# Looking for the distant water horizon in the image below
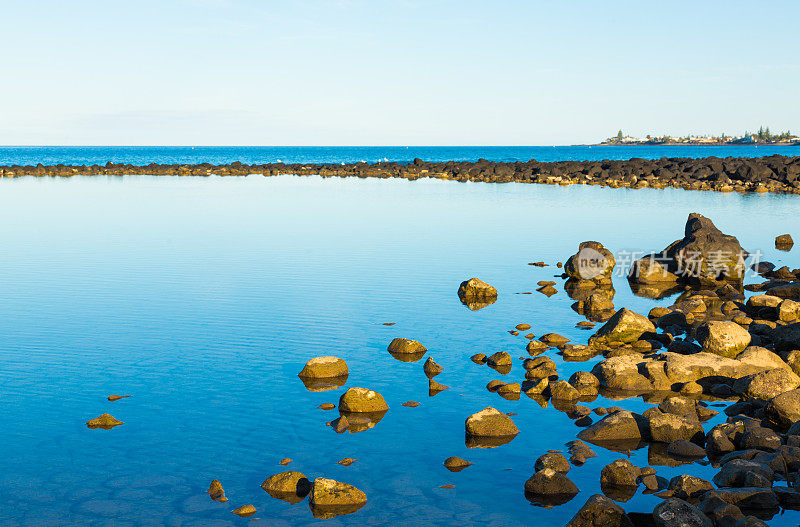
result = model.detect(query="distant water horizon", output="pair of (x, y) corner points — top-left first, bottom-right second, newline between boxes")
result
(0, 144), (797, 167)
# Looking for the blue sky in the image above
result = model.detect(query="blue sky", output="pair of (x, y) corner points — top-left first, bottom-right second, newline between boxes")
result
(2, 0), (798, 145)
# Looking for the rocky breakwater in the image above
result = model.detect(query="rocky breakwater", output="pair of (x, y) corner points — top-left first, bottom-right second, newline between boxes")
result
(4, 155), (800, 194)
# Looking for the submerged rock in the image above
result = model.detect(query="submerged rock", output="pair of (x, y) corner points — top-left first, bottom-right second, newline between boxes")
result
(107, 395), (131, 402)
(338, 387), (389, 413)
(86, 413), (124, 430)
(298, 356), (349, 378)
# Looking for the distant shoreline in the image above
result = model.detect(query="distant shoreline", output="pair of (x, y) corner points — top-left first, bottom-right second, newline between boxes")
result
(2, 155), (799, 195)
(597, 141), (800, 147)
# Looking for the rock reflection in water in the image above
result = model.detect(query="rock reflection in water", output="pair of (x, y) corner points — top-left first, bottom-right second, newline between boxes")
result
(299, 374), (349, 392)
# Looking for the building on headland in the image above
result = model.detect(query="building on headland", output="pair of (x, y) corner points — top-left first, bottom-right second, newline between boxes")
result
(601, 128), (799, 146)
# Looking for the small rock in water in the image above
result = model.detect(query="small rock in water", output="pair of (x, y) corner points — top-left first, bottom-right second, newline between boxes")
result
(298, 356), (349, 378)
(429, 379), (450, 396)
(576, 321), (595, 329)
(775, 233), (794, 250)
(444, 456), (473, 472)
(338, 387), (389, 413)
(509, 330), (520, 336)
(465, 407), (519, 437)
(667, 440), (706, 458)
(331, 415), (350, 433)
(524, 468), (579, 506)
(535, 453), (571, 474)
(261, 471), (312, 504)
(538, 285), (558, 296)
(402, 401), (420, 407)
(86, 413), (124, 430)
(524, 333), (536, 339)
(107, 395), (131, 402)
(207, 479), (228, 502)
(308, 477), (367, 519)
(279, 458), (292, 466)
(470, 353), (487, 364)
(423, 357), (443, 377)
(387, 337), (427, 355)
(516, 323), (532, 331)
(439, 484), (455, 489)
(318, 403), (336, 410)
(382, 322), (395, 326)
(539, 333), (570, 346)
(565, 494), (632, 527)
(231, 504), (256, 517)
(338, 458), (357, 466)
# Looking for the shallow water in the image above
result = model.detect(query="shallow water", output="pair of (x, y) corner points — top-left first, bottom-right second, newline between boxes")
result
(0, 175), (798, 526)
(0, 144), (797, 166)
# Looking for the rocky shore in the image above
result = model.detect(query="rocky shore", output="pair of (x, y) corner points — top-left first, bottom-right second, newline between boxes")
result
(3, 155), (800, 194)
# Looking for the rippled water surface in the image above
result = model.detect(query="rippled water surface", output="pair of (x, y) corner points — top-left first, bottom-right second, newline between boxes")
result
(0, 175), (799, 526)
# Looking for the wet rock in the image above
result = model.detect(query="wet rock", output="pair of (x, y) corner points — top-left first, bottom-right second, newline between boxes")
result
(338, 387), (389, 413)
(465, 407), (519, 438)
(443, 456), (472, 472)
(695, 321), (752, 358)
(207, 479), (228, 502)
(308, 477), (367, 519)
(298, 356), (349, 378)
(428, 379), (449, 396)
(565, 494), (634, 527)
(261, 471), (311, 504)
(733, 368), (800, 400)
(486, 351), (513, 368)
(331, 414), (350, 433)
(338, 458), (357, 466)
(471, 353), (487, 364)
(107, 395), (131, 402)
(567, 440), (598, 465)
(86, 413), (124, 430)
(497, 382), (521, 398)
(590, 308), (656, 349)
(524, 468), (579, 506)
(524, 377), (549, 395)
(775, 234), (794, 250)
(549, 380), (580, 401)
(564, 241), (617, 281)
(402, 400), (420, 407)
(668, 475), (714, 501)
(665, 213), (748, 284)
(387, 338), (427, 356)
(231, 504), (256, 517)
(423, 357), (443, 377)
(600, 459), (640, 487)
(739, 428), (781, 451)
(653, 498), (712, 527)
(535, 453), (571, 474)
(713, 459), (774, 488)
(773, 322), (800, 352)
(630, 255), (680, 283)
(645, 409), (704, 443)
(526, 340), (549, 356)
(516, 323), (532, 331)
(577, 410), (644, 447)
(668, 439), (707, 458)
(772, 486), (800, 509)
(524, 356), (557, 379)
(318, 403), (336, 410)
(765, 388), (800, 427)
(279, 458), (292, 466)
(700, 488), (779, 513)
(540, 333), (571, 346)
(486, 380), (505, 392)
(458, 278), (498, 309)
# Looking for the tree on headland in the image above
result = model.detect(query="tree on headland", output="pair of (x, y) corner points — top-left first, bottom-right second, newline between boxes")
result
(616, 130), (624, 142)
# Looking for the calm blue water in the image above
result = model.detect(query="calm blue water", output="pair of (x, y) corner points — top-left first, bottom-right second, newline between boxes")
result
(0, 174), (798, 526)
(0, 145), (797, 166)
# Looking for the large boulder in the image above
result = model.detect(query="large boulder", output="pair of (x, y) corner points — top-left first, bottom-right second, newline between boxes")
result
(589, 308), (656, 349)
(458, 277), (498, 305)
(765, 388), (800, 428)
(600, 459), (640, 487)
(565, 494), (634, 527)
(653, 498), (713, 527)
(668, 475), (714, 501)
(338, 387), (389, 413)
(773, 322), (800, 352)
(298, 357), (349, 378)
(664, 213), (748, 284)
(733, 368), (800, 400)
(695, 321), (752, 358)
(465, 407), (519, 437)
(629, 254), (680, 283)
(564, 241), (616, 281)
(645, 409), (704, 443)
